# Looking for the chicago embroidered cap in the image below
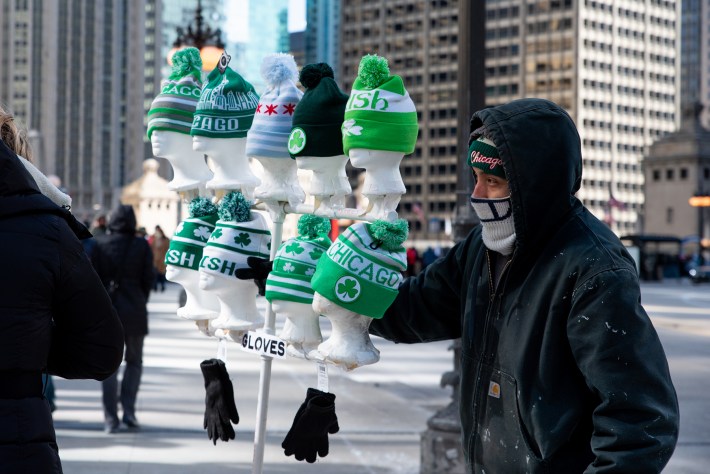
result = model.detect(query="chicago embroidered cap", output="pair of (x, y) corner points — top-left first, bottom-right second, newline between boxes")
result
(246, 53), (303, 158)
(199, 191), (271, 278)
(287, 63), (349, 158)
(468, 136), (506, 179)
(165, 196), (218, 271)
(191, 60), (260, 139)
(342, 54), (418, 156)
(147, 47), (203, 139)
(310, 219), (408, 319)
(265, 215), (332, 304)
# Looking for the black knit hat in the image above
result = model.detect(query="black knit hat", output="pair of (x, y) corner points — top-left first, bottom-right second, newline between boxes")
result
(468, 136), (506, 179)
(287, 63), (349, 158)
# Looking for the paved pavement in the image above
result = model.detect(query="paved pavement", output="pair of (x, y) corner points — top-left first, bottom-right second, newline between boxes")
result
(53, 283), (452, 473)
(52, 280), (710, 473)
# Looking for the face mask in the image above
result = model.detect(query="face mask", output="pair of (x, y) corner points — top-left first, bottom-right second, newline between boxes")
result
(470, 196), (516, 256)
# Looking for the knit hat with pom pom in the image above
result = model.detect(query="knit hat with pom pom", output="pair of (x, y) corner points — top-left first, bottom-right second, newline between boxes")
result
(165, 196), (218, 271)
(191, 55), (260, 139)
(288, 63), (349, 158)
(265, 215), (332, 304)
(199, 191), (271, 278)
(147, 47), (203, 139)
(245, 54), (303, 158)
(342, 54), (418, 156)
(310, 219), (408, 319)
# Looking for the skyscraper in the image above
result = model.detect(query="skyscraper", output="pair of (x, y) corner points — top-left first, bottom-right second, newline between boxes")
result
(339, 0), (681, 240)
(0, 0), (154, 222)
(304, 0), (341, 73)
(680, 0), (710, 128)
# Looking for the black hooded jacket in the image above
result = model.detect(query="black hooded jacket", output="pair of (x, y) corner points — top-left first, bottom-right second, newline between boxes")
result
(0, 138), (124, 473)
(92, 204), (153, 336)
(371, 99), (679, 473)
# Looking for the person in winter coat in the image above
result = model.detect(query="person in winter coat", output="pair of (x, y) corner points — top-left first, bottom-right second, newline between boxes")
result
(0, 111), (124, 473)
(370, 99), (679, 473)
(149, 225), (170, 292)
(91, 204), (154, 433)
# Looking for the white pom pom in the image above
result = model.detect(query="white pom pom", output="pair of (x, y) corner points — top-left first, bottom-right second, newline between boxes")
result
(260, 53), (298, 86)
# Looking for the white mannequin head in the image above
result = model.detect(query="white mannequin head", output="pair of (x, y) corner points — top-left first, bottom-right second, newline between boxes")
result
(151, 130), (212, 191)
(310, 292), (380, 370)
(348, 148), (406, 195)
(165, 265), (219, 320)
(198, 270), (263, 331)
(295, 155), (352, 201)
(272, 299), (322, 356)
(251, 156), (305, 205)
(192, 135), (260, 196)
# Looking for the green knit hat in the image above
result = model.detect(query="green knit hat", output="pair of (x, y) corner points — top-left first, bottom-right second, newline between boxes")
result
(342, 55), (418, 156)
(265, 215), (332, 304)
(191, 60), (260, 138)
(288, 63), (349, 158)
(165, 196), (218, 271)
(147, 48), (203, 139)
(468, 136), (506, 179)
(311, 219), (408, 319)
(199, 191), (271, 278)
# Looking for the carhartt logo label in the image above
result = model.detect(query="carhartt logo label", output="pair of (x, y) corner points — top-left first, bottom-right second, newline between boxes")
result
(488, 381), (500, 398)
(470, 151), (503, 169)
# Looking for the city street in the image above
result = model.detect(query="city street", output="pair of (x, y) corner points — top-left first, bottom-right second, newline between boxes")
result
(51, 279), (710, 473)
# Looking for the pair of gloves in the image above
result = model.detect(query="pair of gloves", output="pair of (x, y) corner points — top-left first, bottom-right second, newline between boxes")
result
(200, 359), (239, 445)
(282, 388), (340, 463)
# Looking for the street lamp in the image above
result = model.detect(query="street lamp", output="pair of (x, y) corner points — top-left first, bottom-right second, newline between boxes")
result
(168, 0), (225, 71)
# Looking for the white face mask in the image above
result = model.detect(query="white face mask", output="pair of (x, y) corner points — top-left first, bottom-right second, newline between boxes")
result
(470, 196), (516, 256)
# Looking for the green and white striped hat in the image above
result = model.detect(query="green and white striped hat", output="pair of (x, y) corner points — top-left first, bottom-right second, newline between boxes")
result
(342, 54), (418, 156)
(199, 192), (271, 278)
(265, 215), (332, 304)
(191, 62), (260, 139)
(165, 196), (218, 271)
(311, 219), (409, 319)
(147, 48), (203, 139)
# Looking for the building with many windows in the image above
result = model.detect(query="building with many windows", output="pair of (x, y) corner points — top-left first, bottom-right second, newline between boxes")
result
(0, 0), (155, 222)
(339, 0), (680, 241)
(304, 0), (342, 72)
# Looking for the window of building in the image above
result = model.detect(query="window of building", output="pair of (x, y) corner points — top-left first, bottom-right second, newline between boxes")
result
(680, 168), (688, 180)
(666, 207), (673, 224)
(653, 170), (661, 181)
(666, 169), (674, 180)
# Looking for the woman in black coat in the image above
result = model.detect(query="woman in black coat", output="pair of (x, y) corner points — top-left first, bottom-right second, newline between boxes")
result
(91, 204), (154, 433)
(0, 123), (124, 473)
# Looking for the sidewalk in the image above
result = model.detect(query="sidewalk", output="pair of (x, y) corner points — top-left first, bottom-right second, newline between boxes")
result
(53, 283), (453, 473)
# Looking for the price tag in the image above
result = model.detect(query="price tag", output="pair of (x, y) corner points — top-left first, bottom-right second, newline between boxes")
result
(217, 339), (228, 362)
(317, 362), (329, 393)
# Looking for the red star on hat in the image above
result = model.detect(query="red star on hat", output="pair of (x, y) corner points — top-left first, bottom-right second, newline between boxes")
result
(265, 104), (278, 115)
(256, 104), (263, 113)
(282, 103), (296, 115)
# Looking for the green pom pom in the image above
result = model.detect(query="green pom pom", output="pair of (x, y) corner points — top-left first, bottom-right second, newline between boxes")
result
(169, 47), (203, 81)
(188, 196), (217, 218)
(297, 214), (331, 238)
(218, 191), (252, 222)
(357, 54), (390, 89)
(369, 219), (409, 251)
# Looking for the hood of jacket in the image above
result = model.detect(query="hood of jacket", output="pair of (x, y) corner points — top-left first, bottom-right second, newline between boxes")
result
(0, 138), (90, 239)
(107, 204), (137, 235)
(469, 98), (582, 258)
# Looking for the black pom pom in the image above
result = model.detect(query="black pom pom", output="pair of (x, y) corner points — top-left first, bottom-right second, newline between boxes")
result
(299, 63), (334, 89)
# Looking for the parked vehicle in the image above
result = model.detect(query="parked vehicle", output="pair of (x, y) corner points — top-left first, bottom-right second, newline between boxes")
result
(688, 265), (710, 284)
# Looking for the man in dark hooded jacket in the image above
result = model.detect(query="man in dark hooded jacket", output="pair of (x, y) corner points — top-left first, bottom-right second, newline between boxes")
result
(92, 205), (154, 433)
(370, 99), (679, 473)
(0, 134), (124, 472)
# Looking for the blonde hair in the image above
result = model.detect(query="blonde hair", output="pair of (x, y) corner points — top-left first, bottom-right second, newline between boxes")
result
(0, 105), (33, 161)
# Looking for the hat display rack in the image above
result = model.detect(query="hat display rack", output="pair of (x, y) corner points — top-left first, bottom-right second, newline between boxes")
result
(150, 49), (416, 473)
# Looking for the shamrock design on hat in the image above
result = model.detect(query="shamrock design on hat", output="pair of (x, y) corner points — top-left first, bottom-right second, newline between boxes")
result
(165, 196), (218, 271)
(287, 128), (306, 154)
(335, 276), (361, 303)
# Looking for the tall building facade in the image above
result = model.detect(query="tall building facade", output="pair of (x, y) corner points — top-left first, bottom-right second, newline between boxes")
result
(339, 0), (680, 241)
(304, 0), (341, 74)
(0, 0), (151, 222)
(680, 0), (710, 128)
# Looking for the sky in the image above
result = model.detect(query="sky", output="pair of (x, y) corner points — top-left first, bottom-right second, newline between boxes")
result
(225, 0), (306, 43)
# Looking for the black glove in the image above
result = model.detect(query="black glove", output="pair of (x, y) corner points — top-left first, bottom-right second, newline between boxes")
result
(200, 359), (239, 445)
(234, 256), (273, 296)
(282, 388), (339, 463)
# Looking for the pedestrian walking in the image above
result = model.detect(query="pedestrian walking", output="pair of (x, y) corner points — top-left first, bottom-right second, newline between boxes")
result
(149, 225), (170, 292)
(91, 204), (154, 433)
(1, 107), (124, 473)
(369, 98), (680, 473)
